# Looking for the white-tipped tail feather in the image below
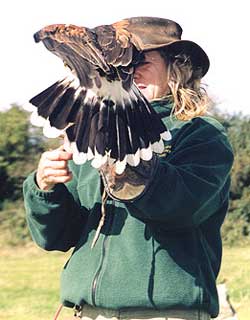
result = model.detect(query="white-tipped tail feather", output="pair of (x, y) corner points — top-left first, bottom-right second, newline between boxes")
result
(161, 130), (172, 141)
(126, 150), (140, 167)
(140, 145), (153, 161)
(71, 142), (87, 165)
(43, 120), (64, 138)
(29, 76), (172, 174)
(151, 139), (164, 153)
(114, 157), (127, 175)
(30, 110), (46, 127)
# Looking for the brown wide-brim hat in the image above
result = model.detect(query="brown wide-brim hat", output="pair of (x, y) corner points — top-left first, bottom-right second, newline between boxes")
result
(113, 16), (210, 77)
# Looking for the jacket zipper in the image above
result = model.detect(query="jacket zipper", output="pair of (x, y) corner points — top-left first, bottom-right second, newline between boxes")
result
(91, 200), (115, 306)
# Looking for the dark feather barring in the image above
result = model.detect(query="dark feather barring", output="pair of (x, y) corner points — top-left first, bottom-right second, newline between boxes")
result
(27, 17), (178, 174)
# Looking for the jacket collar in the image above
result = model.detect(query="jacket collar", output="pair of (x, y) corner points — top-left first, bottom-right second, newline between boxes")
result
(150, 98), (173, 117)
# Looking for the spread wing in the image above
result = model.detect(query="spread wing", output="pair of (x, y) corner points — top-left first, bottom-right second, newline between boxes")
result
(33, 24), (137, 89)
(28, 21), (171, 174)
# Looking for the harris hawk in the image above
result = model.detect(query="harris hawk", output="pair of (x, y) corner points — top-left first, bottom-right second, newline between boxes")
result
(28, 17), (209, 174)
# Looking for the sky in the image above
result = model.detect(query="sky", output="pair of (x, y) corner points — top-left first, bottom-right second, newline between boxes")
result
(0, 0), (249, 115)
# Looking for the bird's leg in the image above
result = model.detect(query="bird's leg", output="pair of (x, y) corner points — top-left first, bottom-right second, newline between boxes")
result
(91, 188), (108, 249)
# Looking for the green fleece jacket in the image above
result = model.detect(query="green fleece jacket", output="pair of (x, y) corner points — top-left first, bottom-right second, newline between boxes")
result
(23, 101), (234, 318)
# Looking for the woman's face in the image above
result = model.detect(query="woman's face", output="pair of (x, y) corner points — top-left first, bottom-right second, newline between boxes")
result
(133, 50), (170, 101)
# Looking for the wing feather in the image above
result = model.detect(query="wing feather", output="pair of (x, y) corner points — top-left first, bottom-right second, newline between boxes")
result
(29, 21), (172, 174)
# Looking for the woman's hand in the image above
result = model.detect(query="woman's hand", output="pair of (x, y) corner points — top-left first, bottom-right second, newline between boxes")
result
(36, 145), (73, 191)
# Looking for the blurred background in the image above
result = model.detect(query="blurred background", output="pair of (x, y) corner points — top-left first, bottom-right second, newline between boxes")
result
(0, 1), (249, 319)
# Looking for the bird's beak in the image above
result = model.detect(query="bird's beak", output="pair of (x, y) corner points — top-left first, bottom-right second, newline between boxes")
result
(33, 31), (41, 43)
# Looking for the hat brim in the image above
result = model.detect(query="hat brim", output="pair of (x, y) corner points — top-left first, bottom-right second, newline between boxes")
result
(151, 40), (210, 77)
(115, 16), (209, 77)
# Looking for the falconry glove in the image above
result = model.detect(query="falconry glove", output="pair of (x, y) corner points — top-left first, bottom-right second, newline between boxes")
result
(99, 154), (159, 202)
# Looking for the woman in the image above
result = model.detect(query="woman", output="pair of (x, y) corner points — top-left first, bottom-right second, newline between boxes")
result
(23, 17), (234, 320)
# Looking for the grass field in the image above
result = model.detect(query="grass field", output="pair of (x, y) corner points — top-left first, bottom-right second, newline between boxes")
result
(0, 244), (249, 320)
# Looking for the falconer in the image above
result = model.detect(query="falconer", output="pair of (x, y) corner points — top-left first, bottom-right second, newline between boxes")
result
(23, 16), (234, 320)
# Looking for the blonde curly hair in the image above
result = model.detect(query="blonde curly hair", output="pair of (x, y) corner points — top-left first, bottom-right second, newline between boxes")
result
(159, 49), (210, 121)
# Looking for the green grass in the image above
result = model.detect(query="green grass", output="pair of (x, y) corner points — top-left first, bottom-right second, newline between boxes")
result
(218, 245), (250, 319)
(0, 244), (249, 320)
(0, 244), (73, 320)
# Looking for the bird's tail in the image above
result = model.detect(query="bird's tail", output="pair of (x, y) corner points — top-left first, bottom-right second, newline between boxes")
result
(64, 82), (172, 174)
(27, 79), (171, 174)
(27, 75), (86, 137)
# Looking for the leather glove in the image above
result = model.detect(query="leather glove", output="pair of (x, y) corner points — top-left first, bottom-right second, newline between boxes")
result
(99, 155), (159, 202)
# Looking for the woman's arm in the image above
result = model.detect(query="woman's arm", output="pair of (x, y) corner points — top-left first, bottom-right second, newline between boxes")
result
(127, 117), (234, 229)
(23, 148), (89, 251)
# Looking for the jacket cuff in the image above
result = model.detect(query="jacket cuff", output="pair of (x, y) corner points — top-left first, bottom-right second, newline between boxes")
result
(24, 171), (67, 201)
(131, 157), (163, 205)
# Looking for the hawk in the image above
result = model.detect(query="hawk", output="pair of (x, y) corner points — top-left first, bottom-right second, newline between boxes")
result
(28, 17), (209, 174)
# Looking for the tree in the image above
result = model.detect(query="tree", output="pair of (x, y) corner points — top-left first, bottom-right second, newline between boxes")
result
(0, 104), (60, 245)
(0, 105), (44, 204)
(214, 111), (250, 245)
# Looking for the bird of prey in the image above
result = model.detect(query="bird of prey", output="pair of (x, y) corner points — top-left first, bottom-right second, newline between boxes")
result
(28, 17), (173, 174)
